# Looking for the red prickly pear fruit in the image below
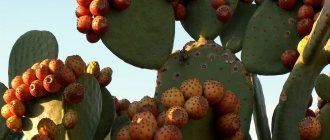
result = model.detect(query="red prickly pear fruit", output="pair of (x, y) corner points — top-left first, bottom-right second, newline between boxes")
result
(308, 95), (313, 108)
(31, 134), (52, 140)
(281, 50), (300, 69)
(22, 69), (37, 85)
(216, 5), (233, 23)
(37, 118), (58, 139)
(180, 78), (202, 99)
(97, 67), (112, 87)
(297, 18), (313, 37)
(320, 0), (324, 8)
(161, 87), (185, 109)
(217, 113), (240, 136)
(64, 83), (85, 104)
(298, 5), (315, 20)
(30, 80), (47, 97)
(54, 66), (76, 86)
(139, 104), (159, 118)
(90, 0), (110, 16)
(118, 98), (130, 111)
(49, 59), (64, 74)
(35, 64), (50, 81)
(222, 131), (245, 140)
(139, 96), (157, 110)
(40, 59), (51, 67)
(11, 76), (24, 90)
(3, 89), (18, 104)
(298, 117), (321, 140)
(131, 111), (158, 127)
(116, 125), (131, 140)
(304, 0), (321, 8)
(306, 109), (316, 117)
(128, 101), (140, 118)
(86, 32), (101, 43)
(157, 111), (166, 127)
(174, 4), (187, 20)
(62, 109), (78, 129)
(43, 75), (62, 93)
(113, 96), (120, 114)
(9, 100), (25, 117)
(6, 116), (22, 132)
(184, 96), (209, 120)
(76, 0), (92, 7)
(76, 6), (91, 17)
(278, 0), (297, 10)
(16, 84), (33, 101)
(129, 112), (158, 140)
(1, 104), (13, 119)
(92, 16), (109, 35)
(77, 15), (93, 34)
(65, 55), (87, 77)
(154, 125), (182, 140)
(112, 0), (131, 10)
(31, 63), (40, 70)
(214, 90), (239, 114)
(165, 106), (189, 128)
(211, 0), (226, 9)
(314, 12), (320, 22)
(203, 80), (225, 105)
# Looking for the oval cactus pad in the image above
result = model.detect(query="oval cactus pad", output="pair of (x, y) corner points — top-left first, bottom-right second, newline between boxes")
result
(101, 0), (175, 69)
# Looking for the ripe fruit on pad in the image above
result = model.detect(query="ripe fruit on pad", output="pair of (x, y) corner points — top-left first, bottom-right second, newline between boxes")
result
(212, 0), (227, 9)
(217, 113), (240, 136)
(30, 80), (47, 97)
(1, 104), (13, 119)
(306, 109), (316, 117)
(139, 104), (159, 117)
(161, 87), (185, 109)
(174, 3), (187, 20)
(22, 69), (37, 85)
(298, 5), (315, 20)
(216, 5), (233, 23)
(31, 134), (52, 140)
(298, 117), (321, 140)
(35, 64), (50, 81)
(132, 111), (158, 127)
(184, 96), (209, 120)
(3, 89), (17, 104)
(77, 15), (93, 34)
(86, 61), (100, 77)
(16, 84), (33, 101)
(154, 125), (182, 140)
(279, 0), (297, 10)
(180, 78), (202, 99)
(86, 32), (101, 43)
(116, 125), (131, 140)
(31, 63), (40, 70)
(118, 98), (131, 111)
(77, 0), (92, 7)
(37, 118), (58, 139)
(43, 75), (62, 93)
(54, 66), (76, 86)
(92, 16), (109, 35)
(90, 0), (110, 16)
(49, 59), (64, 74)
(76, 6), (91, 17)
(11, 76), (24, 90)
(97, 67), (112, 87)
(65, 55), (87, 77)
(129, 112), (158, 140)
(222, 131), (244, 140)
(281, 50), (300, 69)
(139, 96), (157, 109)
(128, 101), (140, 118)
(10, 100), (25, 117)
(304, 0), (321, 8)
(157, 111), (166, 127)
(214, 90), (239, 114)
(40, 59), (51, 67)
(6, 116), (22, 132)
(62, 109), (78, 129)
(112, 0), (131, 10)
(165, 106), (188, 128)
(64, 83), (85, 104)
(203, 80), (225, 105)
(297, 18), (313, 37)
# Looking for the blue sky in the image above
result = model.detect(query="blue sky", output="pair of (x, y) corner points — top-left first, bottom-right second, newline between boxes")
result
(0, 1), (323, 139)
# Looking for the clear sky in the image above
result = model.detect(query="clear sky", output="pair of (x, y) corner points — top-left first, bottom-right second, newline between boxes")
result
(0, 1), (323, 139)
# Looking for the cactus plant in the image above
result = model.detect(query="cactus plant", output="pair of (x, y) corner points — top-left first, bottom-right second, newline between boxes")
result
(0, 82), (10, 139)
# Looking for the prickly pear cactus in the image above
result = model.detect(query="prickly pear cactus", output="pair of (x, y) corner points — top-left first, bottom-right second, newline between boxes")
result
(0, 82), (9, 139)
(110, 115), (130, 140)
(317, 104), (330, 140)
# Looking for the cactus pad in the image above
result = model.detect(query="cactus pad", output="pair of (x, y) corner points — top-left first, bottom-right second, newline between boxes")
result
(101, 0), (175, 69)
(317, 104), (330, 140)
(0, 82), (10, 139)
(315, 74), (330, 101)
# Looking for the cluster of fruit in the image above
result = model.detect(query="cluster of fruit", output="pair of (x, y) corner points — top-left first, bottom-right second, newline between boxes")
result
(114, 78), (242, 140)
(170, 0), (187, 20)
(76, 0), (131, 43)
(212, 0), (233, 23)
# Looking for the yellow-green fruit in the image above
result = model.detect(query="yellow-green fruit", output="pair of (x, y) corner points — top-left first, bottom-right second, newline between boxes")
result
(37, 118), (58, 139)
(129, 112), (158, 140)
(6, 116), (22, 132)
(65, 55), (86, 76)
(297, 35), (310, 54)
(62, 109), (78, 129)
(86, 61), (100, 77)
(128, 101), (140, 119)
(203, 80), (225, 105)
(180, 78), (202, 99)
(184, 96), (209, 120)
(165, 106), (188, 128)
(1, 104), (13, 119)
(97, 67), (112, 87)
(139, 96), (157, 109)
(298, 116), (321, 140)
(116, 125), (131, 140)
(154, 125), (182, 140)
(161, 87), (185, 109)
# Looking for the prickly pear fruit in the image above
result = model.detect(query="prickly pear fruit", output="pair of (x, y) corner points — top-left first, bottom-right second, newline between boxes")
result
(214, 90), (239, 114)
(203, 80), (224, 105)
(165, 106), (188, 128)
(116, 125), (131, 140)
(86, 61), (100, 77)
(40, 59), (51, 67)
(35, 64), (50, 81)
(119, 98), (130, 111)
(157, 111), (166, 127)
(112, 0), (131, 10)
(128, 101), (140, 118)
(298, 5), (315, 20)
(161, 87), (185, 109)
(139, 96), (157, 109)
(216, 5), (233, 23)
(6, 116), (22, 132)
(90, 0), (110, 16)
(65, 55), (87, 76)
(154, 125), (182, 140)
(217, 113), (240, 136)
(308, 95), (313, 108)
(174, 3), (186, 20)
(92, 16), (109, 35)
(304, 0), (321, 7)
(31, 134), (52, 140)
(184, 96), (209, 120)
(11, 76), (24, 89)
(76, 6), (91, 17)
(54, 66), (76, 86)
(132, 111), (158, 127)
(222, 131), (244, 140)
(139, 104), (159, 117)
(1, 104), (13, 119)
(76, 0), (92, 7)
(31, 63), (40, 70)
(279, 0), (297, 10)
(37, 118), (58, 139)
(30, 80), (47, 97)
(49, 59), (64, 74)
(62, 109), (78, 129)
(211, 0), (226, 9)
(97, 67), (112, 87)
(306, 109), (316, 117)
(77, 15), (93, 33)
(180, 78), (202, 99)
(22, 69), (37, 85)
(43, 75), (62, 93)
(16, 84), (33, 101)
(297, 18), (313, 37)
(129, 112), (158, 140)
(281, 50), (300, 69)
(3, 89), (17, 104)
(86, 32), (101, 43)
(9, 100), (25, 117)
(64, 83), (85, 104)
(298, 117), (321, 140)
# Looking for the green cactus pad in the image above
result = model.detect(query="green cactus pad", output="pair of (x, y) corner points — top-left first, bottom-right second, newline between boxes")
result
(220, 3), (257, 53)
(181, 0), (238, 40)
(315, 74), (330, 101)
(317, 104), (330, 140)
(110, 115), (130, 140)
(93, 88), (115, 140)
(8, 30), (58, 85)
(155, 40), (254, 138)
(241, 0), (302, 75)
(252, 75), (271, 140)
(0, 82), (10, 140)
(101, 0), (174, 69)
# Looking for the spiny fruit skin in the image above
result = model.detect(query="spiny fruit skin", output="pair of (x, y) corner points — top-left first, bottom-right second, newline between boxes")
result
(31, 134), (52, 140)
(65, 55), (87, 77)
(77, 15), (93, 34)
(64, 83), (85, 104)
(128, 101), (140, 118)
(40, 59), (51, 67)
(76, 6), (91, 17)
(139, 96), (157, 109)
(203, 80), (225, 105)
(86, 61), (100, 77)
(30, 80), (47, 97)
(161, 87), (185, 109)
(116, 125), (131, 140)
(217, 113), (240, 136)
(157, 111), (166, 127)
(165, 106), (189, 128)
(31, 63), (40, 70)
(6, 116), (22, 132)
(22, 68), (37, 85)
(216, 5), (233, 23)
(90, 0), (110, 16)
(49, 59), (64, 74)
(154, 125), (182, 140)
(43, 75), (62, 93)
(113, 96), (120, 114)
(298, 117), (321, 140)
(54, 66), (76, 86)
(211, 0), (227, 9)
(119, 98), (131, 111)
(9, 100), (25, 117)
(297, 18), (314, 37)
(184, 96), (209, 120)
(174, 3), (187, 20)
(37, 118), (58, 139)
(298, 5), (315, 20)
(180, 78), (203, 99)
(214, 90), (239, 114)
(281, 50), (300, 69)
(1, 104), (13, 119)
(62, 109), (78, 129)
(11, 76), (24, 90)
(16, 84), (33, 101)
(130, 112), (158, 140)
(222, 131), (244, 140)
(35, 64), (50, 81)
(97, 67), (112, 87)
(86, 32), (101, 43)
(77, 0), (92, 7)
(112, 0), (131, 10)
(304, 0), (321, 8)
(3, 89), (18, 104)
(278, 0), (297, 10)
(132, 111), (158, 128)
(92, 16), (109, 35)
(139, 104), (159, 117)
